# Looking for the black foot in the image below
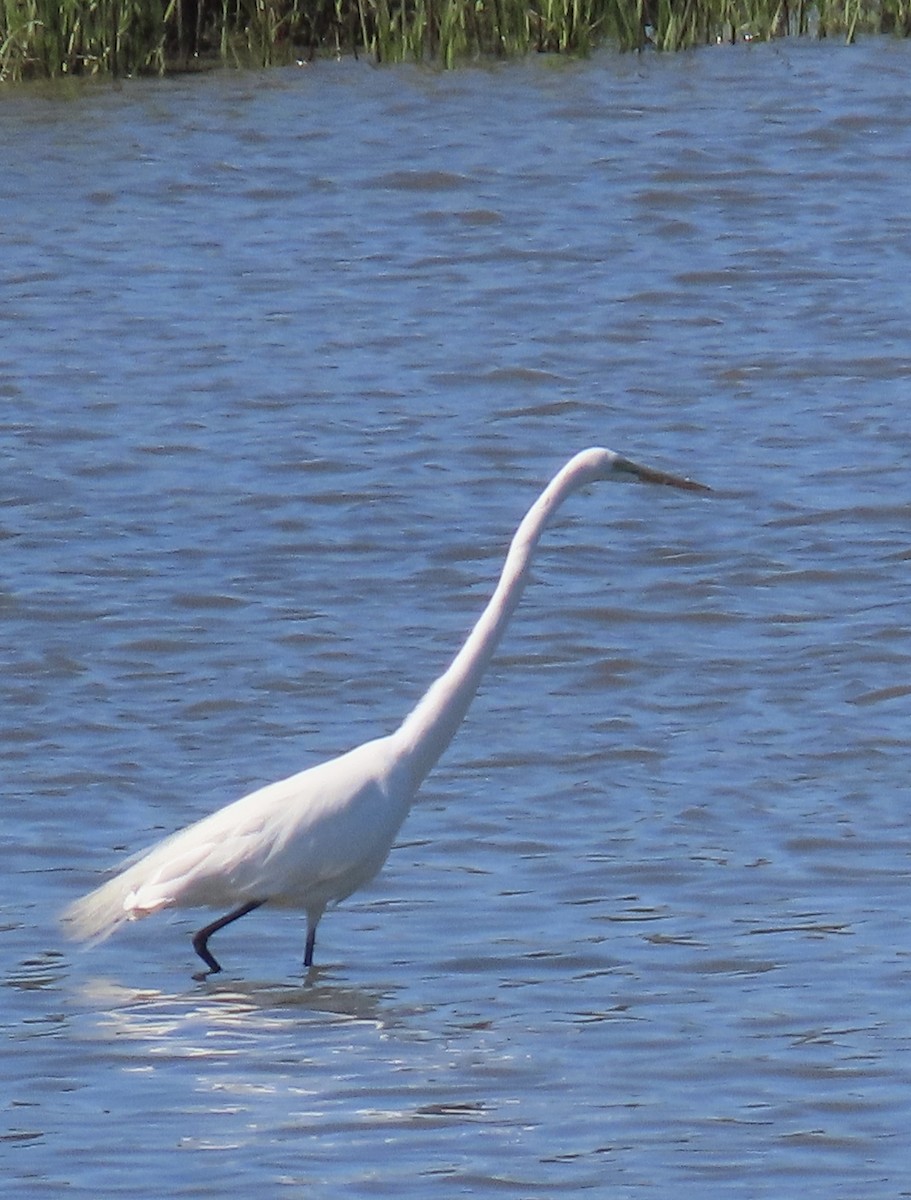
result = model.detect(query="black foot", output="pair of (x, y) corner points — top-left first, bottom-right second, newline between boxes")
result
(192, 966), (220, 983)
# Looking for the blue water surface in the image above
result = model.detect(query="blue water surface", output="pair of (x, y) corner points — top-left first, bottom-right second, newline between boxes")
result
(3, 38), (911, 1199)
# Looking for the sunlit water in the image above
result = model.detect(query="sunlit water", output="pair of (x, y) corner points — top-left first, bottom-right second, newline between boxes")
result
(3, 38), (911, 1198)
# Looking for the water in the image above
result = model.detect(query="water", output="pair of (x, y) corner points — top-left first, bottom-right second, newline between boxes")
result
(3, 38), (911, 1198)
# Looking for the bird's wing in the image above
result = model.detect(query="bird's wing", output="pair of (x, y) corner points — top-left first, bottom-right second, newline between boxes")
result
(62, 736), (405, 943)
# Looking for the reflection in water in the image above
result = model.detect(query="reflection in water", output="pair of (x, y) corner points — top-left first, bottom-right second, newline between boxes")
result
(75, 974), (397, 1045)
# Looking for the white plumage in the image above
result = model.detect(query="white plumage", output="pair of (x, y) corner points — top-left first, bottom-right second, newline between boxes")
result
(63, 448), (708, 975)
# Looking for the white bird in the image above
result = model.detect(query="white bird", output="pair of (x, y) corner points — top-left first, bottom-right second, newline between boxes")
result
(63, 447), (708, 976)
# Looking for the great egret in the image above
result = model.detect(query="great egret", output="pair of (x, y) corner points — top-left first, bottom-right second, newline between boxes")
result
(63, 447), (708, 976)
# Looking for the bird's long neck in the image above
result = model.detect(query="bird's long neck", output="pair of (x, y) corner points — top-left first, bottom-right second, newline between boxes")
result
(391, 456), (603, 791)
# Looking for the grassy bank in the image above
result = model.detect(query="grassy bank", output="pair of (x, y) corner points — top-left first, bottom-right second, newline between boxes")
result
(2, 0), (910, 81)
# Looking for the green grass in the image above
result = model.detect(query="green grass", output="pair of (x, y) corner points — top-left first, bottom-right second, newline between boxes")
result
(2, 0), (910, 81)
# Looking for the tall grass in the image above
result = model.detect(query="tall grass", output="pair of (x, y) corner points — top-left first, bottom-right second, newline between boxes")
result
(1, 0), (168, 79)
(2, 0), (909, 81)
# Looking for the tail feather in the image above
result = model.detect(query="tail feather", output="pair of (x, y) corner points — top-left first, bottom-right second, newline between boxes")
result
(62, 873), (144, 945)
(62, 845), (175, 945)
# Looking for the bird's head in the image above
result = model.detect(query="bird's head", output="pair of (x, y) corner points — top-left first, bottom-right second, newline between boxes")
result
(576, 447), (710, 493)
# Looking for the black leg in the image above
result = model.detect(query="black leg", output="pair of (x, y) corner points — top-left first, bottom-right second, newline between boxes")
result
(192, 899), (263, 976)
(304, 920), (317, 969)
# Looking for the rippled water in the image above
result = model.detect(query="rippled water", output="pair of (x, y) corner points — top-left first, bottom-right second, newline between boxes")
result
(3, 38), (911, 1198)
